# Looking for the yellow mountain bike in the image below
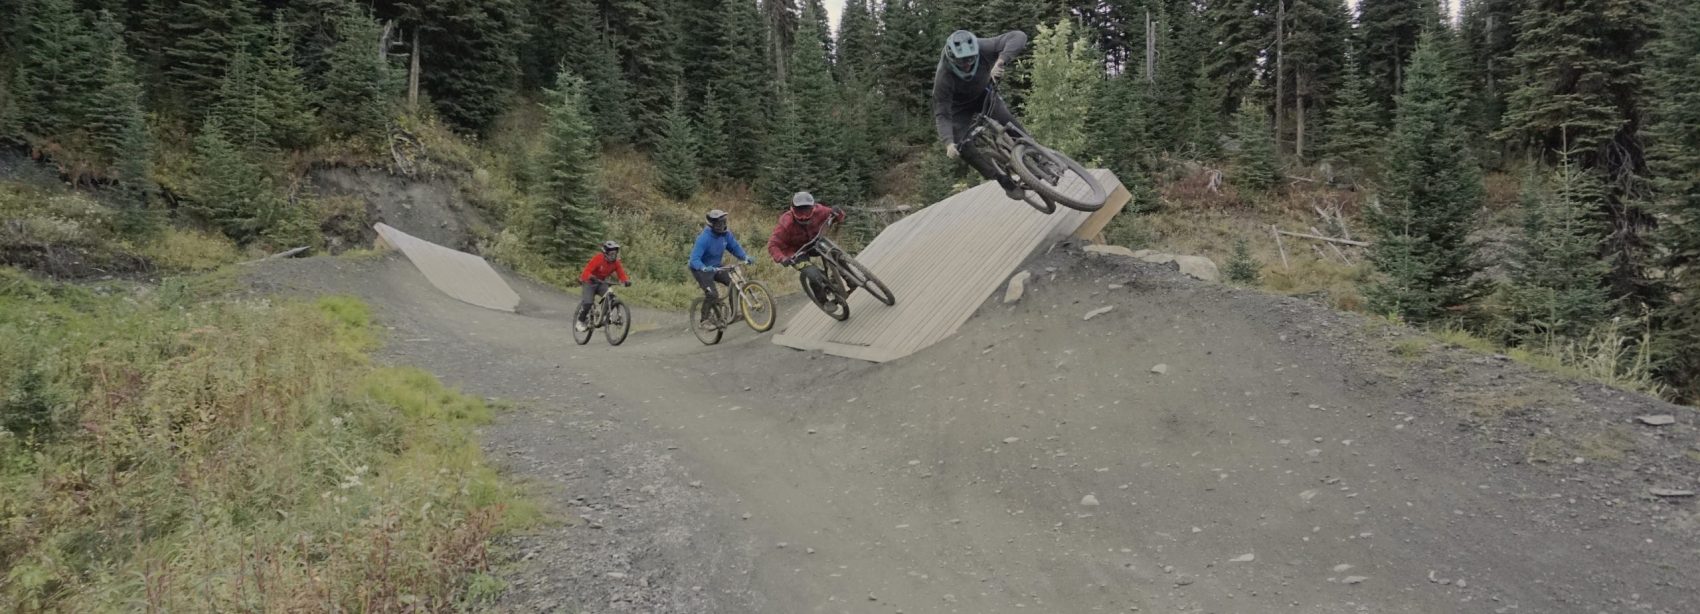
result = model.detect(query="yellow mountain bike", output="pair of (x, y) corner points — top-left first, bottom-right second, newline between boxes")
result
(689, 264), (776, 345)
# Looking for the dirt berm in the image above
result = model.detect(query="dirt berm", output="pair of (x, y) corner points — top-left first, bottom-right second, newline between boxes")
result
(244, 248), (1700, 614)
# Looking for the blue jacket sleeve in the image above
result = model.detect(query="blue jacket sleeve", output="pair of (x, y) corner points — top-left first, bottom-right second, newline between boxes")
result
(688, 231), (712, 270)
(727, 234), (749, 262)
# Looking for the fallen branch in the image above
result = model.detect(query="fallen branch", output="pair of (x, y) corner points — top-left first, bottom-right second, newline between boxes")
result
(1271, 224), (1290, 271)
(239, 246), (310, 265)
(1275, 228), (1369, 247)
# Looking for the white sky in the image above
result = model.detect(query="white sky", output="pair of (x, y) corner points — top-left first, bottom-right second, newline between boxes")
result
(823, 1), (1469, 36)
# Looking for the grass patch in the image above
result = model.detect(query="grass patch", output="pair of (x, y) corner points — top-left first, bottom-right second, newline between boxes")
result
(1392, 337), (1431, 359)
(138, 227), (241, 272)
(0, 270), (526, 611)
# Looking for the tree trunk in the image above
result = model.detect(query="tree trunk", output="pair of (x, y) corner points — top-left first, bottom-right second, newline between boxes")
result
(1296, 72), (1308, 162)
(1274, 0), (1286, 155)
(408, 29), (421, 111)
(1145, 10), (1156, 83)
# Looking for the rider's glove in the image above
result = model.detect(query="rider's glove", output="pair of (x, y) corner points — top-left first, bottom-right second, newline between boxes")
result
(989, 59), (1006, 80)
(945, 143), (960, 159)
(744, 257), (754, 265)
(779, 257), (795, 267)
(622, 280), (631, 287)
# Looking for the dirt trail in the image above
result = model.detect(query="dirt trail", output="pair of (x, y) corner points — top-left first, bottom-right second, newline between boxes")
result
(246, 251), (1700, 614)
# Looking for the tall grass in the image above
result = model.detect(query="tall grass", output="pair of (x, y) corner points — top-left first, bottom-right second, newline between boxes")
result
(0, 271), (526, 611)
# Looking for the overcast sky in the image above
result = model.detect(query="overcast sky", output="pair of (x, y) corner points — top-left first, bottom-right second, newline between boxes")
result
(821, 1), (1468, 35)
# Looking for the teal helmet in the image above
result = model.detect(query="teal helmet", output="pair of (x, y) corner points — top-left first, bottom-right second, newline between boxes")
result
(944, 30), (980, 80)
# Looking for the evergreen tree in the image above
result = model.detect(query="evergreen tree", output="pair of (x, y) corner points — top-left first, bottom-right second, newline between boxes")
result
(657, 92), (701, 201)
(608, 0), (684, 146)
(1207, 0), (1274, 116)
(412, 0), (526, 133)
(759, 97), (812, 208)
(531, 70), (606, 265)
(1232, 96), (1280, 192)
(1363, 35), (1486, 323)
(1355, 0), (1441, 118)
(1322, 59), (1383, 173)
(780, 6), (855, 204)
(706, 0), (771, 179)
(11, 0), (100, 146)
(260, 16), (317, 150)
(1283, 0), (1352, 161)
(836, 0), (880, 80)
(1149, 0), (1210, 152)
(187, 118), (283, 242)
(583, 34), (636, 145)
(917, 147), (962, 204)
(1502, 160), (1613, 345)
(1086, 74), (1155, 179)
(1458, 0), (1521, 135)
(520, 0), (597, 88)
(698, 86), (731, 180)
(1179, 63), (1225, 158)
(320, 10), (393, 141)
(151, 0), (258, 113)
(881, 0), (941, 131)
(211, 49), (275, 153)
(1226, 238), (1261, 284)
(1645, 0), (1700, 400)
(1024, 19), (1097, 156)
(86, 10), (153, 230)
(1498, 0), (1657, 304)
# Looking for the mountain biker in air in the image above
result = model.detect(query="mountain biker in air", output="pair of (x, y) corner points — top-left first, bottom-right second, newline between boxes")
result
(575, 241), (630, 332)
(768, 191), (847, 285)
(934, 29), (1030, 201)
(689, 209), (755, 326)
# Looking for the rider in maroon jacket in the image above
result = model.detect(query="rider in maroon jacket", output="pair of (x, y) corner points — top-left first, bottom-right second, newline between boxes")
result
(766, 191), (846, 265)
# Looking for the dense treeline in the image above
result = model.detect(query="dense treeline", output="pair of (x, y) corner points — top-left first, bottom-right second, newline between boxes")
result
(0, 0), (1697, 399)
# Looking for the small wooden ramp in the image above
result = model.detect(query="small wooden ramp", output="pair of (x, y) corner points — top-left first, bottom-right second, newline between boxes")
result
(374, 222), (520, 312)
(773, 169), (1129, 362)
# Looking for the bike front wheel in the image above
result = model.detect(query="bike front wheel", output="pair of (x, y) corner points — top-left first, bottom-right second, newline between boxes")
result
(604, 300), (632, 346)
(801, 268), (849, 321)
(738, 281), (777, 332)
(573, 313), (594, 345)
(1010, 143), (1108, 212)
(838, 256), (895, 306)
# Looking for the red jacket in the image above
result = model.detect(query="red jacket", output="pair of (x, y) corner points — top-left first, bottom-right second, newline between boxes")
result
(579, 253), (629, 284)
(767, 205), (845, 261)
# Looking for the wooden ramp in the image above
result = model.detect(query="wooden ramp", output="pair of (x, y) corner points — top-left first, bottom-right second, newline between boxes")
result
(374, 223), (520, 312)
(773, 169), (1129, 362)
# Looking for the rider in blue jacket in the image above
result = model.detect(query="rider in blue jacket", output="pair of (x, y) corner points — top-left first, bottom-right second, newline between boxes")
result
(689, 209), (754, 325)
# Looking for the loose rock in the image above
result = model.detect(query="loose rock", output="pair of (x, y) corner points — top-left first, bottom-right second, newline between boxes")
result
(1342, 576), (1368, 585)
(1637, 414), (1677, 426)
(1230, 553), (1255, 563)
(1084, 306), (1116, 321)
(1004, 271), (1032, 304)
(1650, 488), (1696, 497)
(1150, 364), (1169, 375)
(1081, 494), (1101, 506)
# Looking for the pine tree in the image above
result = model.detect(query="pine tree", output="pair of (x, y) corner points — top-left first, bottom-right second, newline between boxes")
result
(917, 147), (961, 203)
(609, 0), (684, 146)
(1149, 0), (1210, 152)
(781, 5), (855, 205)
(412, 0), (526, 133)
(1233, 96), (1280, 192)
(1180, 64), (1225, 158)
(260, 16), (318, 150)
(760, 97), (812, 208)
(1322, 59), (1383, 173)
(521, 0), (597, 88)
(1207, 0), (1274, 117)
(1499, 0), (1657, 304)
(187, 118), (283, 242)
(657, 92), (701, 201)
(707, 0), (771, 180)
(531, 69), (606, 265)
(1226, 238), (1262, 284)
(1086, 74), (1155, 181)
(320, 10), (393, 141)
(881, 0), (941, 132)
(85, 10), (154, 231)
(1645, 0), (1700, 400)
(698, 86), (731, 180)
(1502, 160), (1613, 345)
(1024, 19), (1098, 157)
(1363, 35), (1486, 323)
(211, 50), (275, 153)
(1283, 0), (1352, 161)
(153, 0), (258, 113)
(11, 0), (100, 146)
(1458, 0), (1521, 135)
(583, 34), (636, 145)
(1356, 0), (1441, 118)
(836, 0), (880, 80)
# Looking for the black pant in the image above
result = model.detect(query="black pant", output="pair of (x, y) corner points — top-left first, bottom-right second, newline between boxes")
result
(692, 268), (731, 319)
(577, 280), (608, 321)
(951, 92), (1026, 185)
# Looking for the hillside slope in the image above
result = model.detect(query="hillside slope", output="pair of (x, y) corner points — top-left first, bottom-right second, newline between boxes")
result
(245, 250), (1699, 613)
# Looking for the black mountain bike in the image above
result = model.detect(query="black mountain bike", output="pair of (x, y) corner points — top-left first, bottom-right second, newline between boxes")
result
(574, 285), (631, 346)
(958, 82), (1109, 214)
(689, 263), (777, 345)
(790, 217), (895, 321)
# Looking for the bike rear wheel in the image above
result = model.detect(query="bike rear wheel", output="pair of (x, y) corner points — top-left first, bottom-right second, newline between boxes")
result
(1010, 143), (1107, 212)
(604, 299), (631, 346)
(801, 268), (849, 321)
(688, 298), (724, 345)
(838, 256), (895, 306)
(738, 281), (776, 332)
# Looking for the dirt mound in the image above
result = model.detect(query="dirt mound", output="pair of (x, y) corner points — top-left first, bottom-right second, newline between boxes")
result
(308, 167), (490, 251)
(241, 248), (1699, 613)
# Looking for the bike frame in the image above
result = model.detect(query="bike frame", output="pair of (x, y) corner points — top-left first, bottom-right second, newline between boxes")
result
(791, 219), (851, 294)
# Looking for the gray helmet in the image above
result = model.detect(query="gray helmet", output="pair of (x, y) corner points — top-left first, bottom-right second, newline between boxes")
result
(602, 240), (620, 259)
(944, 30), (980, 80)
(791, 191), (815, 209)
(706, 209), (729, 234)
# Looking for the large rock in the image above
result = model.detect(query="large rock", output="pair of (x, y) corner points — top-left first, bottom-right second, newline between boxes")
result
(1084, 243), (1219, 282)
(1173, 255), (1221, 282)
(1003, 270), (1032, 303)
(1084, 244), (1138, 258)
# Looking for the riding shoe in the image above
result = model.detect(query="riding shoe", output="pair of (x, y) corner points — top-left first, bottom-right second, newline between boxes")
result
(996, 176), (1025, 201)
(574, 320), (588, 332)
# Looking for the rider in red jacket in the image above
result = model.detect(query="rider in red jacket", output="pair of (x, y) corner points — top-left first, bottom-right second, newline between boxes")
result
(576, 241), (630, 332)
(767, 191), (846, 265)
